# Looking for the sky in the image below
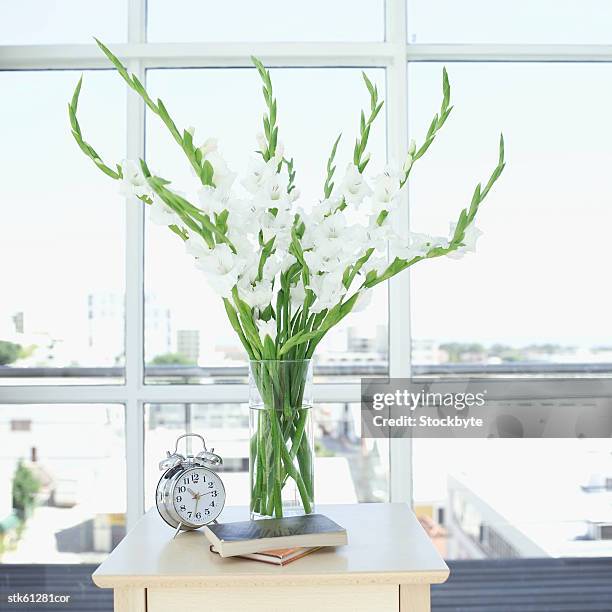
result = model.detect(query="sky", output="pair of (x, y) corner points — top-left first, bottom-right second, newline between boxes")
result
(1, 1), (612, 369)
(1, 1), (612, 562)
(4, 0), (611, 45)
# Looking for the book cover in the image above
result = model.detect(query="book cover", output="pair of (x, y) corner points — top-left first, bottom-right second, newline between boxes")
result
(210, 545), (322, 566)
(204, 514), (347, 557)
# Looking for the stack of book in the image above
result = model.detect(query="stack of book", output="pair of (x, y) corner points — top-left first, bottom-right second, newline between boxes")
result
(205, 514), (347, 566)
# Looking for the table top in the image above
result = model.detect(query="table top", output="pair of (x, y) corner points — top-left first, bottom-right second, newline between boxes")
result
(93, 503), (449, 588)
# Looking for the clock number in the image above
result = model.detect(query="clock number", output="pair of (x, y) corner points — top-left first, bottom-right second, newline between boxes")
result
(211, 490), (218, 497)
(178, 486), (186, 493)
(191, 473), (199, 483)
(208, 481), (214, 488)
(195, 512), (202, 520)
(180, 505), (186, 511)
(204, 508), (210, 516)
(187, 512), (192, 518)
(210, 500), (215, 507)
(183, 477), (189, 485)
(175, 495), (182, 502)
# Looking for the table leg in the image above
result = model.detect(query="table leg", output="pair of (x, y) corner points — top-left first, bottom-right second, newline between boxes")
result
(399, 584), (431, 612)
(113, 587), (146, 612)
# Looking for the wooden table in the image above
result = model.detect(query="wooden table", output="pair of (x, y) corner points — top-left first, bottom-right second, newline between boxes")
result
(93, 503), (449, 612)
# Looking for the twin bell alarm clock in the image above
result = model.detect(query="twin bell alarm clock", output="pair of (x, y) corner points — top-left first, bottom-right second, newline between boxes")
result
(156, 433), (226, 532)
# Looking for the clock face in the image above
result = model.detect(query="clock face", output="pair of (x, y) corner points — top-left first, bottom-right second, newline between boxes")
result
(171, 467), (225, 526)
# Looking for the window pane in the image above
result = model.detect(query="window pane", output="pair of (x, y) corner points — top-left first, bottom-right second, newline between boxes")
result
(144, 68), (388, 383)
(408, 1), (612, 44)
(144, 402), (388, 506)
(0, 71), (126, 385)
(147, 0), (385, 42)
(408, 63), (612, 372)
(414, 438), (612, 559)
(0, 0), (127, 44)
(0, 404), (126, 563)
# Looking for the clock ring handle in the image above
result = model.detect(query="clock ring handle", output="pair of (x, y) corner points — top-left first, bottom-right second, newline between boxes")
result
(172, 433), (208, 455)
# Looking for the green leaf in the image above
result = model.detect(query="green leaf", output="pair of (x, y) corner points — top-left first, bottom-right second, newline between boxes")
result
(201, 160), (214, 186)
(223, 298), (256, 359)
(263, 335), (277, 359)
(362, 71), (375, 98)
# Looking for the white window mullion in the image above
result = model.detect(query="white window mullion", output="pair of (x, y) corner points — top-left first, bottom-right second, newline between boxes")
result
(125, 0), (147, 530)
(386, 0), (412, 505)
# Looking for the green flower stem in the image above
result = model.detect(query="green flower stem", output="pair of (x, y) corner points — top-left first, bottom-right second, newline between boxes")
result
(250, 359), (314, 518)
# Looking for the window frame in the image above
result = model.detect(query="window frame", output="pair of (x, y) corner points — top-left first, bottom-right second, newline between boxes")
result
(2, 0), (611, 530)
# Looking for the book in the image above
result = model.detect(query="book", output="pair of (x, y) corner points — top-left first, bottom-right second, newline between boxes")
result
(210, 545), (322, 566)
(204, 513), (348, 557)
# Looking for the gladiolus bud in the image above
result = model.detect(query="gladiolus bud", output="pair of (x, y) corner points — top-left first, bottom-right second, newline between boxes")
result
(198, 137), (218, 157)
(256, 132), (267, 151)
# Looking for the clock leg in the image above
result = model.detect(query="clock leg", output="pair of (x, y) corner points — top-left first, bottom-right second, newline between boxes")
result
(172, 522), (183, 539)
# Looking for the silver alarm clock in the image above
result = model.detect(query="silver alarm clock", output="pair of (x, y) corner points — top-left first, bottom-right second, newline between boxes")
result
(156, 433), (226, 533)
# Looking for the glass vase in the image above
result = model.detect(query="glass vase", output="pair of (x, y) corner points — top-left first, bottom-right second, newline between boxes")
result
(249, 359), (314, 519)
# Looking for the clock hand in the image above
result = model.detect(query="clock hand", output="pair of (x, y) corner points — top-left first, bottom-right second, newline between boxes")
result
(187, 487), (198, 498)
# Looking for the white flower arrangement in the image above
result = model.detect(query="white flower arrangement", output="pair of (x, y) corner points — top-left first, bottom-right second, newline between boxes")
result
(69, 39), (505, 365)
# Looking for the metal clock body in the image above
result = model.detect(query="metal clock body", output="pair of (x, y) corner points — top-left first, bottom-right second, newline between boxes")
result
(155, 434), (226, 531)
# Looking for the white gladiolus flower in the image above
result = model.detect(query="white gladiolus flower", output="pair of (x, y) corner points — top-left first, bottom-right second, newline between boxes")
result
(448, 223), (483, 259)
(373, 165), (401, 206)
(227, 229), (255, 260)
(351, 289), (373, 313)
(258, 318), (277, 342)
(366, 213), (395, 251)
(184, 229), (210, 259)
(290, 280), (306, 305)
(389, 240), (421, 262)
(280, 253), (297, 272)
(288, 187), (300, 203)
(428, 235), (450, 250)
(361, 255), (388, 278)
(262, 256), (283, 282)
(390, 231), (446, 262)
(237, 260), (259, 289)
(256, 132), (267, 152)
(258, 180), (289, 208)
(119, 159), (150, 198)
(319, 211), (347, 240)
(260, 209), (293, 246)
(311, 198), (338, 221)
(304, 239), (350, 275)
(196, 243), (242, 297)
(460, 224), (483, 252)
(206, 151), (236, 193)
(242, 157), (278, 195)
(402, 154), (414, 175)
(310, 271), (346, 313)
(197, 185), (228, 216)
(241, 281), (273, 311)
(198, 137), (218, 157)
(303, 249), (327, 275)
(149, 196), (180, 227)
(340, 164), (372, 205)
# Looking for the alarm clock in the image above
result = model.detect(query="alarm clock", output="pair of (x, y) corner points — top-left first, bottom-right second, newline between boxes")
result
(156, 433), (226, 532)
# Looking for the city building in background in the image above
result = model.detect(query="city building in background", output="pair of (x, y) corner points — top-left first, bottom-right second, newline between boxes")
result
(175, 330), (200, 364)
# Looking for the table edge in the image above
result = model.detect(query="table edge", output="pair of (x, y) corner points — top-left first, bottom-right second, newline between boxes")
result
(92, 568), (450, 589)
